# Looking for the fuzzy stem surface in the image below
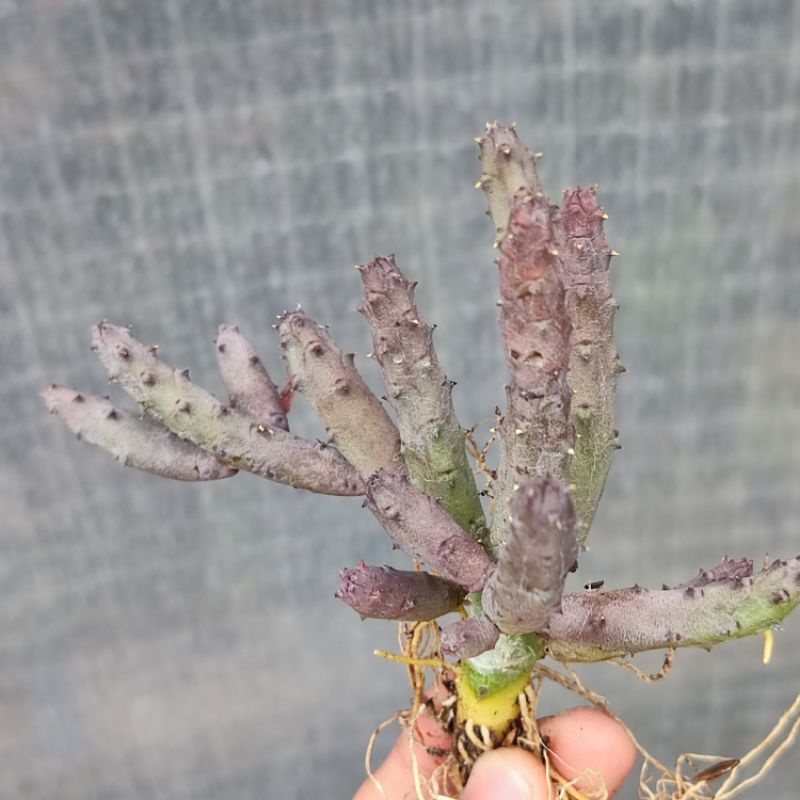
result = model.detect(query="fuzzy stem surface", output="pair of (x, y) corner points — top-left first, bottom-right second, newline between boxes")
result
(489, 194), (574, 554)
(358, 255), (486, 539)
(545, 557), (800, 661)
(553, 188), (621, 542)
(215, 324), (289, 431)
(277, 309), (403, 477)
(336, 562), (465, 621)
(476, 123), (543, 241)
(41, 385), (237, 481)
(441, 617), (500, 661)
(364, 470), (494, 592)
(90, 322), (363, 495)
(483, 477), (579, 635)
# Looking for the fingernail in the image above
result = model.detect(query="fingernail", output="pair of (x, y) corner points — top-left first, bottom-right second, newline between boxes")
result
(462, 750), (534, 800)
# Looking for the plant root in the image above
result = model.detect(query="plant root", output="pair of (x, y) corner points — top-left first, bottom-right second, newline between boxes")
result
(639, 692), (800, 800)
(365, 628), (799, 799)
(365, 713), (401, 798)
(464, 419), (497, 503)
(537, 663), (800, 800)
(609, 649), (675, 682)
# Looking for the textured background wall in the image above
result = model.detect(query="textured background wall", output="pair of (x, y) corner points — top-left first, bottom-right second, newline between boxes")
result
(2, 0), (800, 797)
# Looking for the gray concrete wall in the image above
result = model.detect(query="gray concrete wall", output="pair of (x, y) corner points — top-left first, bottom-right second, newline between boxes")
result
(2, 1), (799, 797)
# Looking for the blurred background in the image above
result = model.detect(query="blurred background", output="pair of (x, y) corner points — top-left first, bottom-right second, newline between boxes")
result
(2, 0), (800, 797)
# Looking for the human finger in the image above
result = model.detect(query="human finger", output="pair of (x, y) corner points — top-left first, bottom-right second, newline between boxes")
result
(462, 706), (635, 799)
(353, 714), (452, 800)
(355, 704), (636, 799)
(538, 706), (636, 796)
(461, 747), (551, 799)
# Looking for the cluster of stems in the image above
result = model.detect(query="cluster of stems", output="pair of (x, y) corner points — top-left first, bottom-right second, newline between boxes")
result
(44, 125), (800, 739)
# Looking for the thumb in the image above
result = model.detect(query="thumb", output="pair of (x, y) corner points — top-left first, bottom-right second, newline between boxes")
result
(462, 706), (636, 799)
(462, 748), (550, 800)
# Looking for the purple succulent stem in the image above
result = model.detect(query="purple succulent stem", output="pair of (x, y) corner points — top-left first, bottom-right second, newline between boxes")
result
(41, 385), (237, 481)
(90, 321), (363, 496)
(336, 562), (465, 621)
(277, 309), (404, 478)
(482, 477), (579, 635)
(364, 470), (494, 592)
(476, 122), (543, 242)
(553, 187), (622, 543)
(357, 254), (486, 540)
(441, 617), (501, 661)
(215, 324), (289, 431)
(546, 557), (800, 662)
(489, 193), (574, 554)
(676, 556), (754, 589)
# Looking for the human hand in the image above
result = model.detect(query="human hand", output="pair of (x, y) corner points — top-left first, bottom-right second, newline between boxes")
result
(354, 706), (636, 799)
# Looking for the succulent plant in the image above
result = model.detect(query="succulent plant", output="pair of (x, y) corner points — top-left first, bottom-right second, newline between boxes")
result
(43, 124), (799, 796)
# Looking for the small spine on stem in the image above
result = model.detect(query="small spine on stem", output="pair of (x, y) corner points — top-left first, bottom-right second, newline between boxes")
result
(336, 562), (466, 621)
(482, 476), (579, 635)
(553, 187), (621, 543)
(215, 324), (290, 431)
(277, 309), (404, 478)
(41, 385), (237, 481)
(357, 254), (486, 539)
(545, 556), (800, 662)
(90, 321), (363, 495)
(441, 617), (501, 661)
(364, 470), (494, 592)
(489, 193), (574, 554)
(476, 122), (543, 242)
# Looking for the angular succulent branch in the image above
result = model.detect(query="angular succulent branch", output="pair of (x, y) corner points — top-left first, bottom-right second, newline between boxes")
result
(357, 255), (486, 538)
(215, 324), (290, 431)
(364, 470), (493, 592)
(482, 477), (579, 635)
(476, 122), (542, 241)
(336, 562), (465, 621)
(90, 322), (363, 495)
(441, 617), (500, 661)
(553, 188), (622, 542)
(41, 385), (237, 481)
(277, 309), (404, 478)
(489, 193), (574, 553)
(456, 478), (579, 731)
(677, 556), (753, 588)
(545, 557), (800, 662)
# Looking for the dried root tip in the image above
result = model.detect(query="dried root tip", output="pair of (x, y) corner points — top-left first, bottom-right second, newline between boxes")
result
(336, 562), (465, 621)
(215, 324), (289, 431)
(277, 309), (403, 478)
(441, 617), (500, 660)
(41, 385), (237, 481)
(553, 186), (619, 543)
(364, 470), (494, 592)
(546, 556), (800, 662)
(357, 254), (486, 538)
(483, 476), (579, 635)
(89, 321), (363, 495)
(477, 124), (543, 240)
